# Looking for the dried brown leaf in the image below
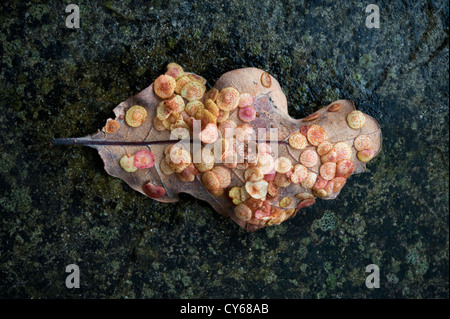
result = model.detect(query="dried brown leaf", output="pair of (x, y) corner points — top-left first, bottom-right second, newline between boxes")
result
(54, 66), (382, 231)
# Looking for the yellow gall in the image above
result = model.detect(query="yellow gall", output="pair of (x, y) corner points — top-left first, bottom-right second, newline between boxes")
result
(313, 175), (328, 190)
(169, 118), (189, 131)
(185, 101), (204, 117)
(317, 141), (334, 156)
(210, 188), (224, 197)
(205, 87), (219, 102)
(217, 138), (233, 157)
(164, 145), (173, 157)
(295, 192), (315, 200)
(240, 186), (250, 203)
(168, 147), (192, 173)
(218, 119), (237, 138)
(258, 143), (272, 155)
(266, 182), (280, 200)
(331, 177), (347, 192)
(120, 154), (138, 173)
(194, 109), (217, 129)
(162, 119), (171, 130)
(176, 163), (199, 183)
(154, 74), (176, 99)
(168, 159), (190, 174)
(181, 81), (206, 102)
(170, 127), (190, 140)
(347, 110), (366, 129)
(229, 187), (242, 205)
(202, 170), (221, 191)
(285, 208), (296, 219)
(205, 99), (220, 117)
(307, 125), (328, 146)
(313, 188), (328, 198)
(195, 108), (217, 129)
(125, 105), (147, 127)
(354, 135), (373, 151)
(357, 149), (375, 162)
(324, 180), (335, 196)
(193, 148), (215, 173)
(244, 167), (264, 182)
(216, 109), (230, 124)
(290, 164), (308, 184)
(274, 157), (292, 174)
(236, 162), (249, 170)
(245, 180), (269, 199)
(156, 102), (173, 121)
(239, 93), (255, 108)
(164, 94), (185, 113)
(319, 162), (337, 181)
(153, 117), (166, 131)
(234, 204), (253, 222)
(301, 171), (318, 189)
(167, 111), (182, 125)
(257, 154), (275, 175)
(267, 207), (286, 226)
(333, 142), (353, 162)
(175, 76), (191, 94)
(199, 123), (219, 144)
(104, 119), (120, 134)
(274, 172), (291, 188)
(165, 62), (184, 80)
(160, 158), (174, 175)
(299, 149), (319, 168)
(261, 72), (272, 88)
(234, 123), (255, 142)
(288, 132), (308, 150)
(336, 159), (355, 178)
(279, 196), (293, 208)
(211, 166), (231, 188)
(222, 149), (238, 169)
(216, 87), (240, 111)
(321, 150), (338, 164)
(188, 73), (207, 85)
(176, 171), (195, 183)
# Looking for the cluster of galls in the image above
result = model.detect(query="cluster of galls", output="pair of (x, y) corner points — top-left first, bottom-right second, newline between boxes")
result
(108, 63), (377, 228)
(228, 102), (377, 228)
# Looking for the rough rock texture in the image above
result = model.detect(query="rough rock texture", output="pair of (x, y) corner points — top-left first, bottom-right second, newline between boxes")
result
(0, 1), (448, 298)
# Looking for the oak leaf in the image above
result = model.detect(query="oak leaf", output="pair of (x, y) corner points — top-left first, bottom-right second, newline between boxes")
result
(54, 66), (382, 231)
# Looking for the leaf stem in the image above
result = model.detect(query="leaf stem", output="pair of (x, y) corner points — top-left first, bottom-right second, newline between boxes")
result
(51, 138), (181, 147)
(52, 137), (289, 147)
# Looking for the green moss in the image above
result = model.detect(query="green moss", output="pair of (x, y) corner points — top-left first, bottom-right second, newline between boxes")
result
(358, 54), (372, 69)
(0, 187), (32, 214)
(278, 55), (292, 70)
(406, 247), (420, 265)
(326, 273), (337, 290)
(167, 37), (178, 49)
(318, 211), (337, 232)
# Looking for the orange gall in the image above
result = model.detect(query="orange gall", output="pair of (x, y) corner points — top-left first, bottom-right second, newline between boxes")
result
(154, 74), (176, 99)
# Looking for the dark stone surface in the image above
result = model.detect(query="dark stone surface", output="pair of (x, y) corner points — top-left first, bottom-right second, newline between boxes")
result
(0, 1), (448, 298)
